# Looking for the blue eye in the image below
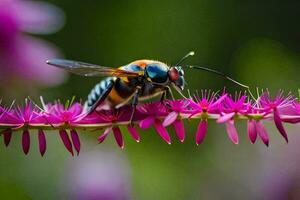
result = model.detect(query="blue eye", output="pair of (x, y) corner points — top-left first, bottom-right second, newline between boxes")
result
(146, 63), (168, 83)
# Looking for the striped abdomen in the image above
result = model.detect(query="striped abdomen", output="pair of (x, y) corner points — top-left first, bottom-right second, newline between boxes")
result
(85, 77), (116, 112)
(85, 77), (136, 111)
(86, 76), (165, 112)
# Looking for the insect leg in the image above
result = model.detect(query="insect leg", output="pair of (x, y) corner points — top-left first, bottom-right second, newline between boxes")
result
(160, 86), (174, 102)
(165, 86), (174, 100)
(129, 86), (143, 125)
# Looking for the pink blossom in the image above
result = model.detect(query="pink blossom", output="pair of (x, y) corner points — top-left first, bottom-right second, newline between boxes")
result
(217, 95), (250, 144)
(258, 91), (295, 143)
(96, 108), (141, 148)
(0, 0), (66, 88)
(62, 150), (132, 199)
(189, 92), (227, 144)
(163, 99), (190, 142)
(138, 102), (171, 144)
(0, 100), (46, 155)
(43, 102), (84, 155)
(245, 103), (270, 146)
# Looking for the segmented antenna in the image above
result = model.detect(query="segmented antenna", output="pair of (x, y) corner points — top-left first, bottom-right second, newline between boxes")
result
(189, 65), (256, 101)
(175, 51), (195, 66)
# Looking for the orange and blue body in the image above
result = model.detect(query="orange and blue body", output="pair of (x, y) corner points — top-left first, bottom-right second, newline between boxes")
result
(86, 59), (185, 111)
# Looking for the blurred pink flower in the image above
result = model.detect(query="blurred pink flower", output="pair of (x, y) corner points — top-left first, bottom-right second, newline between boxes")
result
(259, 133), (300, 199)
(61, 150), (132, 200)
(0, 0), (66, 87)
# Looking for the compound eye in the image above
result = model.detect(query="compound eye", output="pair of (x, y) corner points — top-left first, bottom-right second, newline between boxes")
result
(169, 68), (179, 81)
(146, 63), (168, 83)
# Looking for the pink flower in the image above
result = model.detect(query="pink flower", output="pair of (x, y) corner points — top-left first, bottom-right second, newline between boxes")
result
(44, 102), (84, 125)
(138, 102), (171, 144)
(1, 100), (47, 155)
(189, 92), (227, 145)
(217, 95), (250, 144)
(189, 92), (227, 115)
(162, 99), (190, 142)
(96, 108), (141, 148)
(0, 0), (66, 88)
(258, 91), (295, 143)
(44, 102), (84, 155)
(245, 103), (270, 146)
(62, 150), (132, 200)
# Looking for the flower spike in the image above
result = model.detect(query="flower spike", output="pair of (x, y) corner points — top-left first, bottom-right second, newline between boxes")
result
(0, 89), (299, 155)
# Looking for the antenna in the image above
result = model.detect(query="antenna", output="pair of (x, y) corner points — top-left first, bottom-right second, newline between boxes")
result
(189, 65), (256, 100)
(175, 51), (195, 66)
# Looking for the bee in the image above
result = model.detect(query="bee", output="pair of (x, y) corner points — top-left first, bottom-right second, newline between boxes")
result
(46, 52), (250, 121)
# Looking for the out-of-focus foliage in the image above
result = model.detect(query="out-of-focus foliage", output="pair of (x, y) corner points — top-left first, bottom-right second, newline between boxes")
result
(1, 0), (300, 199)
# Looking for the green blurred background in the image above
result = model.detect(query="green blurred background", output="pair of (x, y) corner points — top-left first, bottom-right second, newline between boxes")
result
(1, 0), (300, 199)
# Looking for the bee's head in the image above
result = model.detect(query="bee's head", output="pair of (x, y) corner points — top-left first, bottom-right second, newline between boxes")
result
(168, 66), (185, 90)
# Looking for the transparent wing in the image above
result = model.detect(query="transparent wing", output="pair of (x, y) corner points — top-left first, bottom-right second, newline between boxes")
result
(46, 59), (140, 77)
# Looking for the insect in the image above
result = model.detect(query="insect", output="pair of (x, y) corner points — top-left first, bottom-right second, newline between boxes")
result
(46, 52), (251, 121)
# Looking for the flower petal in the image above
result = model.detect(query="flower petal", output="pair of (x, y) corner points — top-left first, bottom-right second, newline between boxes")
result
(98, 127), (112, 143)
(247, 120), (257, 144)
(154, 120), (171, 144)
(68, 103), (83, 116)
(38, 129), (46, 156)
(273, 108), (288, 143)
(256, 121), (269, 147)
(14, 36), (66, 86)
(139, 116), (155, 129)
(127, 125), (140, 142)
(14, 0), (65, 34)
(22, 129), (30, 155)
(113, 127), (124, 149)
(162, 111), (179, 127)
(217, 112), (235, 123)
(195, 120), (208, 145)
(225, 120), (239, 144)
(173, 119), (185, 142)
(70, 129), (81, 155)
(59, 129), (73, 156)
(3, 129), (12, 147)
